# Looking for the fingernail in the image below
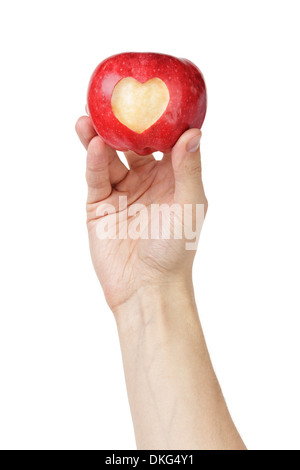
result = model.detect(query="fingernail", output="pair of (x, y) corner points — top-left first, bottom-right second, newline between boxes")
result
(186, 133), (201, 153)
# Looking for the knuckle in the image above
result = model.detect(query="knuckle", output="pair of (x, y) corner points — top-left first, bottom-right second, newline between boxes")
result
(186, 162), (202, 178)
(204, 198), (209, 213)
(75, 116), (84, 131)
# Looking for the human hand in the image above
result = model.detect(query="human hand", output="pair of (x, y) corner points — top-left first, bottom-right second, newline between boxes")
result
(75, 116), (207, 313)
(75, 117), (246, 451)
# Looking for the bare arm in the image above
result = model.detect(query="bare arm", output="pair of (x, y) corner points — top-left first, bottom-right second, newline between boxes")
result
(76, 115), (246, 450)
(116, 283), (246, 450)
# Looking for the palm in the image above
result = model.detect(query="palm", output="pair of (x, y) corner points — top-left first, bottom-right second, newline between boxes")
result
(76, 116), (206, 311)
(87, 156), (187, 310)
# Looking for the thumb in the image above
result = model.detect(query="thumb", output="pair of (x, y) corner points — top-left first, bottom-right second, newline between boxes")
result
(171, 129), (207, 207)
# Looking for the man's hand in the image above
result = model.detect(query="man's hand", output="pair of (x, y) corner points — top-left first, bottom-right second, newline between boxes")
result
(75, 116), (246, 450)
(75, 116), (207, 313)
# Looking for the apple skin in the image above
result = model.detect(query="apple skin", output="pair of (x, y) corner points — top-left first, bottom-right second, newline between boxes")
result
(87, 52), (207, 156)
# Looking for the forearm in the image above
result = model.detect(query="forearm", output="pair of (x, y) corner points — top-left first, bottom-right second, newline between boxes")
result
(115, 281), (246, 450)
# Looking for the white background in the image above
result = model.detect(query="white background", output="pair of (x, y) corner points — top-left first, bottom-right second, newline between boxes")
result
(0, 0), (299, 450)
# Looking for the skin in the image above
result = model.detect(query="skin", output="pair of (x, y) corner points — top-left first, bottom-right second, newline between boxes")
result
(75, 115), (246, 450)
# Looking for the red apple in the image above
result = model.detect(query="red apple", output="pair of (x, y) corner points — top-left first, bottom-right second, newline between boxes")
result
(87, 52), (207, 156)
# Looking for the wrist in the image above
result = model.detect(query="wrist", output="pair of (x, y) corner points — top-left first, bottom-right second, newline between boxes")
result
(114, 276), (198, 336)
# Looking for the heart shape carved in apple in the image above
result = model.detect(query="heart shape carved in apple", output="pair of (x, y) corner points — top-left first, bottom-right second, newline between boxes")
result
(111, 77), (170, 134)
